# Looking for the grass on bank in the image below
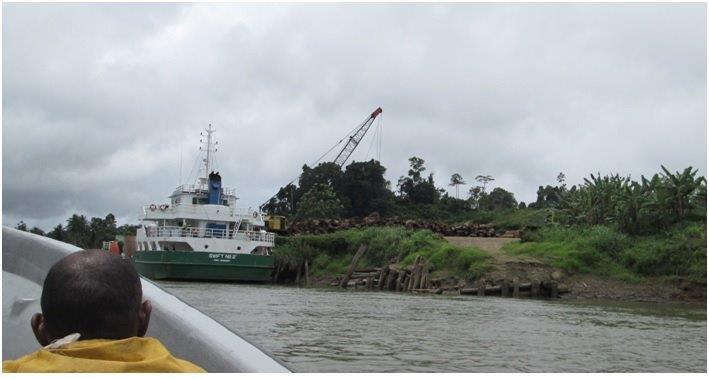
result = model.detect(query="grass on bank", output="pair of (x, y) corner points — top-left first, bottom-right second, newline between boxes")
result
(274, 227), (491, 283)
(503, 223), (707, 285)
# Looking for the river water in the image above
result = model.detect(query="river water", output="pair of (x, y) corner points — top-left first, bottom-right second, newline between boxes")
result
(157, 281), (706, 372)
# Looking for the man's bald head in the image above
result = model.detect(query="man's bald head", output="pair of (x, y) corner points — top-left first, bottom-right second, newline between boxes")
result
(38, 250), (145, 341)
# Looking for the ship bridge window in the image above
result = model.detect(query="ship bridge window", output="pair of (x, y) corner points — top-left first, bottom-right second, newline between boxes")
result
(192, 197), (208, 205)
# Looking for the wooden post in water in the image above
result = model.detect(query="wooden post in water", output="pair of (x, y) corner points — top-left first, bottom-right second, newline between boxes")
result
(386, 269), (399, 291)
(550, 281), (559, 298)
(396, 271), (406, 291)
(378, 266), (389, 290)
(512, 278), (520, 298)
(477, 280), (485, 296)
(403, 274), (411, 291)
(408, 257), (421, 291)
(295, 263), (301, 286)
(304, 256), (310, 287)
(532, 280), (539, 297)
(340, 244), (368, 289)
(500, 279), (509, 297)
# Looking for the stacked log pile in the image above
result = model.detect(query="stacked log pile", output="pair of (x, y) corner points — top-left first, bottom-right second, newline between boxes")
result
(290, 212), (522, 238)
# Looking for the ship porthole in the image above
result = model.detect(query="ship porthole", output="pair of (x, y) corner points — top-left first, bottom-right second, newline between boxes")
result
(237, 246), (241, 250)
(204, 245), (209, 249)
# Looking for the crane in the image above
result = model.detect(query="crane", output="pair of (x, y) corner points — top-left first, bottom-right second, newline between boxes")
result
(261, 107), (383, 230)
(332, 107), (383, 167)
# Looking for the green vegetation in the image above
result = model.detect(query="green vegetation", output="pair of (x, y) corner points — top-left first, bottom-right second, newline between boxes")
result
(274, 227), (491, 283)
(16, 213), (139, 249)
(505, 223), (706, 285)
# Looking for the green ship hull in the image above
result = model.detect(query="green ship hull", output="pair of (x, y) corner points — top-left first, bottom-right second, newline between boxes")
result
(133, 250), (274, 282)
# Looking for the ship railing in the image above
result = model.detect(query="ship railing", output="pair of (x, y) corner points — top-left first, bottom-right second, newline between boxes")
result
(144, 226), (275, 243)
(142, 204), (260, 218)
(173, 184), (236, 197)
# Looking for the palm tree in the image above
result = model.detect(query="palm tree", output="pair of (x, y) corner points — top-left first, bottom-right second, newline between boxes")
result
(449, 173), (466, 199)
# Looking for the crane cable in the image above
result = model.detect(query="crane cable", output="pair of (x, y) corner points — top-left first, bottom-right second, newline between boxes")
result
(260, 115), (370, 208)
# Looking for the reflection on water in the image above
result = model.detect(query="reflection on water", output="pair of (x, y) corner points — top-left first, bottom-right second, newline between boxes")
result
(157, 282), (706, 372)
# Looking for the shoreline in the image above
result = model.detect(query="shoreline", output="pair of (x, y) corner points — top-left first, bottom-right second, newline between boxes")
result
(303, 273), (706, 306)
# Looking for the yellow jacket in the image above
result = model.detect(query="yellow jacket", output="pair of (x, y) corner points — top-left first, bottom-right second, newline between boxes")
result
(3, 336), (205, 373)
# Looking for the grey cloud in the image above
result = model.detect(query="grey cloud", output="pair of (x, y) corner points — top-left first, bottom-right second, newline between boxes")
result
(3, 3), (706, 230)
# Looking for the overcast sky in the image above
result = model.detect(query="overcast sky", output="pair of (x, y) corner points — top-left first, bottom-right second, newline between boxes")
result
(3, 3), (706, 231)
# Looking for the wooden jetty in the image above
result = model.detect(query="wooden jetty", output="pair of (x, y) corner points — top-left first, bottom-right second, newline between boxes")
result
(331, 251), (568, 299)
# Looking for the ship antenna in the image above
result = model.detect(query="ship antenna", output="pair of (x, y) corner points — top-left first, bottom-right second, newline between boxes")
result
(199, 124), (217, 187)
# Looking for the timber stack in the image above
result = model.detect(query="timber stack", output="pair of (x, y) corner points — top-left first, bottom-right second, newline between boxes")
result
(290, 212), (522, 238)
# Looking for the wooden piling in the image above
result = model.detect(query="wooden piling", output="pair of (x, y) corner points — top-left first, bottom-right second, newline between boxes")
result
(550, 281), (559, 298)
(403, 275), (411, 291)
(396, 272), (406, 291)
(304, 257), (310, 287)
(500, 279), (509, 297)
(512, 279), (520, 298)
(386, 270), (399, 291)
(378, 266), (390, 290)
(340, 244), (368, 288)
(530, 280), (540, 297)
(477, 280), (485, 296)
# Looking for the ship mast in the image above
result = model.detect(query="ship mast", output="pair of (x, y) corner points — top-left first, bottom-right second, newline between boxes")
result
(199, 124), (217, 188)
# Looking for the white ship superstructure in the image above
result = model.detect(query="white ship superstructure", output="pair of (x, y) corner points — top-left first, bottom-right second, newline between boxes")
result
(135, 124), (275, 255)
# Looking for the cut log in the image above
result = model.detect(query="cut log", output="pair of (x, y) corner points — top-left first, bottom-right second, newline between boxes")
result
(340, 244), (368, 288)
(460, 288), (477, 295)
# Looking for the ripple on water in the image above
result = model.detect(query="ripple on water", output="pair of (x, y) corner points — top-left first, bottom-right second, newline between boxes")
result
(157, 282), (707, 373)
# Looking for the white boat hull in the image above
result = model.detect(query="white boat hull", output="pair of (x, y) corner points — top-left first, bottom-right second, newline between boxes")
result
(2, 227), (290, 373)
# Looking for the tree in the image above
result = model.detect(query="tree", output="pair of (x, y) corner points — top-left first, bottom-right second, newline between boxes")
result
(16, 221), (28, 231)
(397, 157), (439, 205)
(449, 173), (466, 199)
(47, 224), (65, 242)
(478, 187), (518, 211)
(475, 175), (494, 193)
(66, 214), (90, 248)
(29, 227), (45, 236)
(340, 160), (393, 217)
(295, 184), (344, 220)
(468, 186), (483, 209)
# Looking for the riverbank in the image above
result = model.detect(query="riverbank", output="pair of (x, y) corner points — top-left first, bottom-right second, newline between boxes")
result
(273, 226), (706, 305)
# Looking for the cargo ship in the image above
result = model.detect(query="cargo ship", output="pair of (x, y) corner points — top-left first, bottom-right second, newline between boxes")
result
(133, 125), (276, 281)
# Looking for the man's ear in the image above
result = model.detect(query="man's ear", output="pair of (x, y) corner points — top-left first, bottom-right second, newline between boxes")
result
(31, 313), (51, 346)
(137, 300), (152, 337)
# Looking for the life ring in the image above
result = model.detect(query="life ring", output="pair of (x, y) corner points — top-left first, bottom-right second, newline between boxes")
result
(160, 204), (168, 211)
(149, 204), (157, 211)
(253, 211), (258, 218)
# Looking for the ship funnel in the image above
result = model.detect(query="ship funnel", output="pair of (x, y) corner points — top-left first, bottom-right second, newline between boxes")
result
(208, 171), (222, 205)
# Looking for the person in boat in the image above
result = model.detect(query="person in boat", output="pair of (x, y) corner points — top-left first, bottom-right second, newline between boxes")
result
(2, 250), (205, 373)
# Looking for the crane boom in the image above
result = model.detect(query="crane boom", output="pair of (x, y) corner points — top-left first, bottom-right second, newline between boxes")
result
(332, 107), (383, 167)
